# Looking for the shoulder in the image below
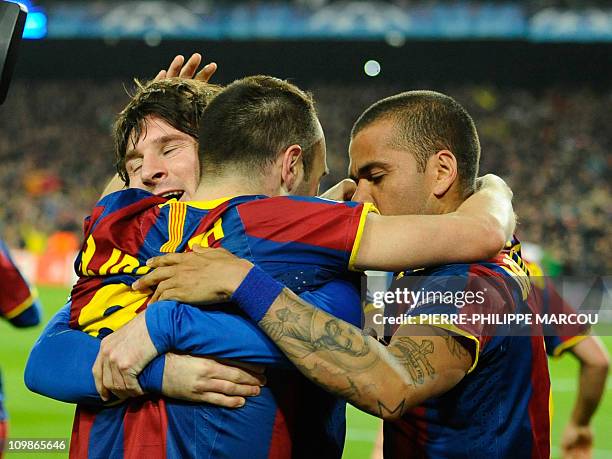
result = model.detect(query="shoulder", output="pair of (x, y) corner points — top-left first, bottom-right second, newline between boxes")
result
(85, 189), (167, 235)
(98, 188), (154, 205)
(239, 195), (363, 211)
(403, 258), (522, 296)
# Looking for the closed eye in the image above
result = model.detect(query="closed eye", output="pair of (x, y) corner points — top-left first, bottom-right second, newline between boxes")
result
(162, 147), (178, 157)
(127, 159), (143, 175)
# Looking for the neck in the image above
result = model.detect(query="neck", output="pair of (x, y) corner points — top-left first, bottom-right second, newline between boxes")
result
(427, 187), (465, 215)
(191, 174), (266, 202)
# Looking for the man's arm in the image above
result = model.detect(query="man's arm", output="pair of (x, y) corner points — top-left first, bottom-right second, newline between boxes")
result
(25, 304), (267, 405)
(560, 336), (609, 458)
(0, 239), (42, 327)
(27, 279), (359, 402)
(94, 277), (362, 399)
(354, 174), (514, 271)
(135, 248), (473, 419)
(255, 287), (471, 419)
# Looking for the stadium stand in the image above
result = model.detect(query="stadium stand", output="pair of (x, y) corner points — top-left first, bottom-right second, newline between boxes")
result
(0, 81), (609, 275)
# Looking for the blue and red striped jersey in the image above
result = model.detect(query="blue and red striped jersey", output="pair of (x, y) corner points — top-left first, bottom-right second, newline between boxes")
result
(0, 239), (42, 421)
(0, 239), (39, 323)
(526, 260), (588, 357)
(383, 242), (551, 459)
(68, 189), (376, 458)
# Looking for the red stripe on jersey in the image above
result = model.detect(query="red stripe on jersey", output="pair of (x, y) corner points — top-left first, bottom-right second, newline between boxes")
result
(123, 398), (168, 459)
(238, 197), (363, 252)
(83, 205), (105, 237)
(69, 277), (104, 329)
(268, 377), (298, 459)
(70, 407), (96, 458)
(528, 336), (551, 459)
(384, 405), (428, 458)
(0, 420), (7, 459)
(79, 200), (162, 275)
(0, 251), (33, 318)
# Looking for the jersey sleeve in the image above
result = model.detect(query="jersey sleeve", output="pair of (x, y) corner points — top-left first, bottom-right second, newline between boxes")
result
(0, 239), (41, 327)
(236, 196), (377, 274)
(25, 304), (107, 405)
(538, 278), (588, 357)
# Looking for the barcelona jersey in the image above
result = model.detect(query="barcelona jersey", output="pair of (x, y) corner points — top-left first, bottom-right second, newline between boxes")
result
(1, 239), (41, 422)
(383, 242), (551, 458)
(526, 261), (588, 358)
(0, 239), (39, 326)
(68, 189), (376, 458)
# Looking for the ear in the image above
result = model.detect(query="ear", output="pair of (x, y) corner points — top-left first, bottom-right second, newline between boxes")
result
(280, 144), (303, 193)
(428, 150), (458, 197)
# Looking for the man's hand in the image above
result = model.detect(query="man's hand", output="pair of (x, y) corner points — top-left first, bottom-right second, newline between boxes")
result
(319, 178), (357, 201)
(162, 354), (266, 408)
(459, 173), (515, 242)
(561, 421), (593, 459)
(132, 246), (253, 304)
(92, 312), (158, 401)
(154, 53), (218, 82)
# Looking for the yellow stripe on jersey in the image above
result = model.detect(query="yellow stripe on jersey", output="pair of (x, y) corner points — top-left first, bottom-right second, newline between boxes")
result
(160, 201), (187, 253)
(98, 248), (122, 275)
(78, 283), (149, 337)
(500, 254), (531, 300)
(4, 289), (38, 320)
(80, 235), (97, 276)
(349, 203), (379, 272)
(185, 196), (236, 210)
(525, 261), (546, 289)
(551, 334), (588, 357)
(188, 217), (225, 249)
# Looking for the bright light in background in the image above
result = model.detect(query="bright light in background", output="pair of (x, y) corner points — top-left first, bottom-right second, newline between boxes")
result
(24, 11), (46, 39)
(364, 60), (381, 77)
(385, 31), (406, 48)
(7, 0), (47, 39)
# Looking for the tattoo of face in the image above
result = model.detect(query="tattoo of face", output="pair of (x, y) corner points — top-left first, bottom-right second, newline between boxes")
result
(260, 306), (312, 343)
(259, 296), (379, 371)
(313, 320), (371, 357)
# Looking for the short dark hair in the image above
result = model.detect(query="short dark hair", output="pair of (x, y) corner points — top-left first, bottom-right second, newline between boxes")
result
(198, 75), (320, 179)
(114, 78), (222, 184)
(352, 90), (480, 193)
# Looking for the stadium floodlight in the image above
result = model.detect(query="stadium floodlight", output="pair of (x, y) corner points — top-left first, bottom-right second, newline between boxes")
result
(0, 1), (27, 104)
(364, 59), (381, 77)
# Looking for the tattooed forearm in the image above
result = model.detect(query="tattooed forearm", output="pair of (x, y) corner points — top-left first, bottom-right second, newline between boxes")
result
(443, 334), (470, 360)
(388, 337), (436, 386)
(255, 290), (461, 420)
(377, 399), (406, 419)
(260, 290), (378, 369)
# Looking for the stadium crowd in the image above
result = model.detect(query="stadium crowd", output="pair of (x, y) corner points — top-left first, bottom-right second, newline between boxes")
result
(0, 80), (609, 275)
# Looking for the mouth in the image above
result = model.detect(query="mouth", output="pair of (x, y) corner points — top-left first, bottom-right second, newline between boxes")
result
(157, 190), (185, 201)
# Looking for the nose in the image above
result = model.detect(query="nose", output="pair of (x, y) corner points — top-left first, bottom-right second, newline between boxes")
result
(352, 179), (374, 203)
(140, 155), (168, 188)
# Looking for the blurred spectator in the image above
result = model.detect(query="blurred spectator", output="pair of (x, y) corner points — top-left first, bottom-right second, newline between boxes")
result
(0, 80), (609, 275)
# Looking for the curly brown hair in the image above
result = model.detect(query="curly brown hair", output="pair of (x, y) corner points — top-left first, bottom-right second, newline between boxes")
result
(114, 77), (222, 184)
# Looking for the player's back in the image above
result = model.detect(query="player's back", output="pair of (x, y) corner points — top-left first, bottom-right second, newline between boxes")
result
(68, 188), (373, 458)
(384, 246), (551, 459)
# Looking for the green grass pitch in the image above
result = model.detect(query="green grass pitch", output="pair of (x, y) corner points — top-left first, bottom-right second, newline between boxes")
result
(0, 286), (610, 458)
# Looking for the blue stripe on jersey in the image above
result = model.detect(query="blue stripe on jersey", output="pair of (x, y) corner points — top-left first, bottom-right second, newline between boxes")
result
(88, 406), (126, 458)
